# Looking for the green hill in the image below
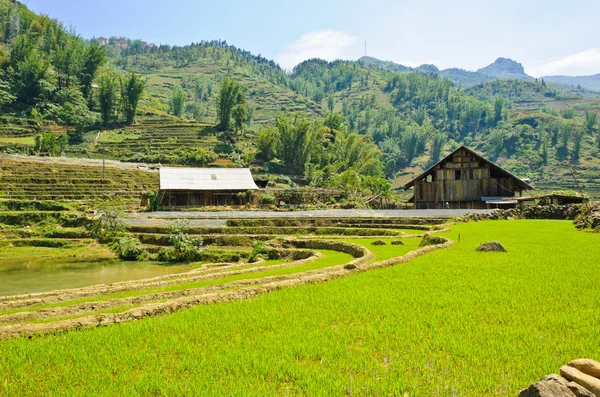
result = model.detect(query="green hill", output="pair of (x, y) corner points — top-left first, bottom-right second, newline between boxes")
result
(543, 73), (600, 92)
(1, 0), (600, 198)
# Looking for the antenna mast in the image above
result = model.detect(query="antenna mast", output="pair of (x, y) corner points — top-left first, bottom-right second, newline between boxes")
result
(364, 41), (367, 57)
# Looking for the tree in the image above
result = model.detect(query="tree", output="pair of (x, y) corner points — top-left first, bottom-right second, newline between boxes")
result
(216, 77), (245, 131)
(327, 94), (335, 112)
(169, 86), (187, 117)
(493, 97), (504, 125)
(0, 70), (15, 111)
(231, 103), (248, 131)
(487, 129), (504, 157)
(276, 115), (316, 175)
(13, 44), (51, 104)
(257, 127), (278, 161)
(559, 124), (572, 150)
(98, 71), (119, 126)
(54, 87), (97, 140)
(430, 132), (446, 164)
(540, 131), (549, 164)
(79, 45), (107, 99)
(323, 113), (346, 133)
(120, 73), (145, 125)
(584, 110), (597, 135)
(34, 132), (68, 156)
(572, 128), (585, 159)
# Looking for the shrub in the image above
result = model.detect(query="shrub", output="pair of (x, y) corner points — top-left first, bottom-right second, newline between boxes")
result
(112, 236), (145, 261)
(164, 220), (204, 262)
(88, 210), (127, 243)
(248, 241), (269, 263)
(259, 193), (277, 206)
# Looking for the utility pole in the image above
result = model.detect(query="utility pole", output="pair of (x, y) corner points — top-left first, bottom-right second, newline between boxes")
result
(102, 148), (106, 180)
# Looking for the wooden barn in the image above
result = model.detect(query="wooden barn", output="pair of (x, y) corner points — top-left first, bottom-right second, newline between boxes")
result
(404, 146), (533, 210)
(159, 167), (259, 207)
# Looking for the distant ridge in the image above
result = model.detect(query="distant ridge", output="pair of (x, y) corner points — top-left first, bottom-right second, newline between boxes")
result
(359, 56), (600, 92)
(359, 56), (533, 86)
(542, 73), (600, 92)
(476, 57), (533, 80)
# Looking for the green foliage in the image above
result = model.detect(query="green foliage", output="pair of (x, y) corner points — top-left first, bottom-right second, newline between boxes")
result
(0, 69), (15, 109)
(248, 241), (270, 263)
(120, 73), (146, 125)
(559, 124), (572, 150)
(584, 110), (597, 135)
(216, 77), (246, 131)
(259, 193), (277, 206)
(276, 115), (316, 175)
(493, 96), (504, 125)
(561, 106), (575, 119)
(169, 86), (187, 117)
(231, 103), (248, 131)
(572, 128), (585, 159)
(98, 70), (120, 125)
(80, 45), (107, 98)
(147, 190), (163, 212)
(430, 132), (446, 164)
(257, 126), (277, 161)
(54, 87), (97, 134)
(159, 220), (204, 262)
(540, 131), (549, 164)
(327, 94), (335, 112)
(3, 222), (599, 395)
(0, 4), (108, 123)
(111, 236), (145, 261)
(487, 129), (504, 157)
(34, 132), (68, 156)
(179, 146), (218, 166)
(89, 210), (127, 244)
(466, 79), (561, 102)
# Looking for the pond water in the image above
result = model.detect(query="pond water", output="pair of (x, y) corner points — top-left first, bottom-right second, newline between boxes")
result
(0, 256), (192, 297)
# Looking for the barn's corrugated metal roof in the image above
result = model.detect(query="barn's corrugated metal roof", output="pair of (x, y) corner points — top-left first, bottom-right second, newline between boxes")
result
(159, 167), (259, 191)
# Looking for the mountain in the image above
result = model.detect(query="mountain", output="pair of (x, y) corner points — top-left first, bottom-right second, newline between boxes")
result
(542, 74), (600, 92)
(476, 57), (533, 80)
(358, 56), (412, 73)
(359, 56), (534, 86)
(1, 0), (600, 197)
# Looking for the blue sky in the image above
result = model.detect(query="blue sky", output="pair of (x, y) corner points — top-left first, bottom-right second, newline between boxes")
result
(22, 0), (600, 76)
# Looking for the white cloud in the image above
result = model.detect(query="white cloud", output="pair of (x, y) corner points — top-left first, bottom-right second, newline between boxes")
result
(276, 30), (361, 71)
(526, 49), (600, 77)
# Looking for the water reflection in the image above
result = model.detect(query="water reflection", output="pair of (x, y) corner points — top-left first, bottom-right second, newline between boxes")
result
(0, 256), (191, 297)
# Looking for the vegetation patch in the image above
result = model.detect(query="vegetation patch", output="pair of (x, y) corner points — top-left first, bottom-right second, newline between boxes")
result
(0, 221), (597, 395)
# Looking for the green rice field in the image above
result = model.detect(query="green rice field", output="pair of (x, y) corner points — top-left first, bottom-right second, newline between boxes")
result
(0, 220), (599, 395)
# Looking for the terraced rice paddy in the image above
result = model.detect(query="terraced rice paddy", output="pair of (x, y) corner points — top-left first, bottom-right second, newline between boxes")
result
(0, 158), (157, 209)
(1, 218), (598, 395)
(93, 119), (227, 164)
(0, 217), (441, 340)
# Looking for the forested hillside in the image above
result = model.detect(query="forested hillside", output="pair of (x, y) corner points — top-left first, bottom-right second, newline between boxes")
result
(0, 0), (600, 197)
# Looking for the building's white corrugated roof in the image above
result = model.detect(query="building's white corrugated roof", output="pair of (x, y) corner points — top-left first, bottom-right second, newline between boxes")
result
(159, 167), (258, 191)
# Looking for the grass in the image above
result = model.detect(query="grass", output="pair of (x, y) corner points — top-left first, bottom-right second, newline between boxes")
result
(0, 250), (348, 315)
(1, 220), (599, 395)
(0, 137), (35, 145)
(341, 237), (421, 261)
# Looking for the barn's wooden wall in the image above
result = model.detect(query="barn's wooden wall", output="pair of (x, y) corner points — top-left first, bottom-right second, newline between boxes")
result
(413, 148), (521, 208)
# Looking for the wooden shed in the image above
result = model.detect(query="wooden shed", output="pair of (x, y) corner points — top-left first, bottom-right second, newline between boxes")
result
(159, 167), (259, 207)
(404, 146), (533, 209)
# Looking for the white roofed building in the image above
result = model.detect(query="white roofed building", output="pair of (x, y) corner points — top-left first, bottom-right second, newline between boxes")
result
(159, 167), (258, 207)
